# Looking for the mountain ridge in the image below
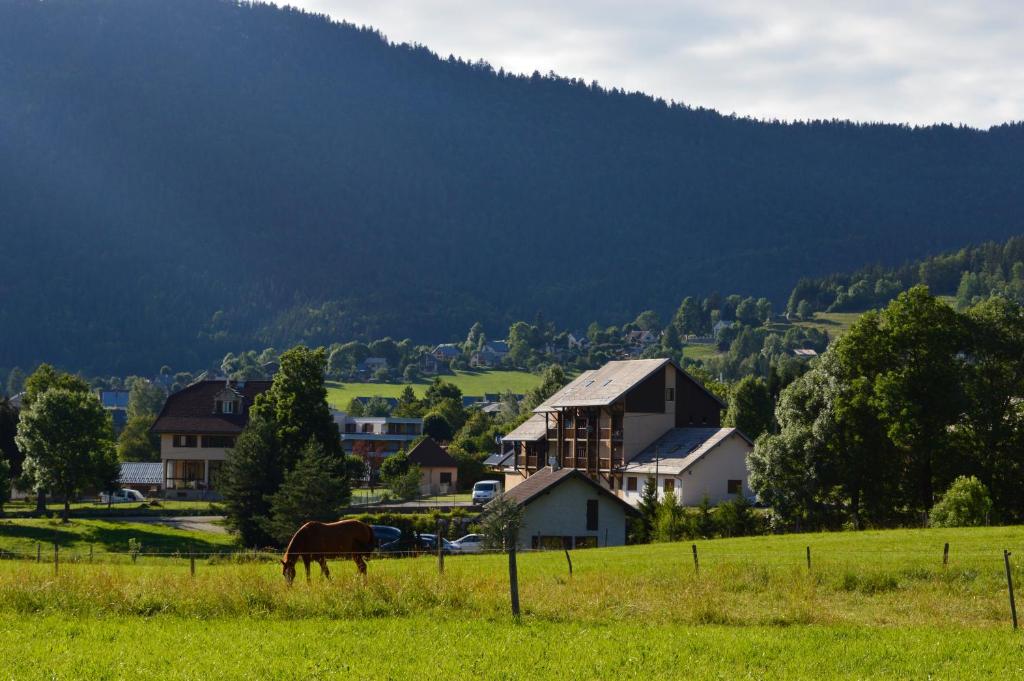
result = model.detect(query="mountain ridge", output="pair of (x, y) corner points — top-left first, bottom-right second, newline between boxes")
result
(1, 0), (1022, 373)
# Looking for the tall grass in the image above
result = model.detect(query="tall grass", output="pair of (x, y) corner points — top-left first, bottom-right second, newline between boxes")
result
(1, 526), (1020, 627)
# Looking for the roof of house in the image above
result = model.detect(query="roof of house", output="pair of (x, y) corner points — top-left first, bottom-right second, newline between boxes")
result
(502, 413), (548, 442)
(483, 451), (513, 468)
(792, 348), (819, 357)
(151, 380), (271, 434)
(498, 467), (637, 514)
(99, 390), (131, 409)
(433, 344), (461, 358)
(534, 358), (726, 410)
(119, 461), (163, 486)
(619, 427), (752, 475)
(406, 437), (458, 468)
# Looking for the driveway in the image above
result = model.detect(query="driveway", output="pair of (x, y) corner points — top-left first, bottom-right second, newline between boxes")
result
(118, 515), (228, 534)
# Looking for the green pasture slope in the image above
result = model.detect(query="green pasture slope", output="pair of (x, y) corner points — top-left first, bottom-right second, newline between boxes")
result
(1, 522), (1023, 678)
(326, 369), (542, 409)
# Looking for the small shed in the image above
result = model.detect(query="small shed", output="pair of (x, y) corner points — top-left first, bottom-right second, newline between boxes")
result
(406, 437), (459, 495)
(118, 462), (163, 496)
(498, 467), (636, 549)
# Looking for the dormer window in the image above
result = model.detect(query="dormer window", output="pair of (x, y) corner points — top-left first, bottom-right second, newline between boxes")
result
(221, 401), (235, 414)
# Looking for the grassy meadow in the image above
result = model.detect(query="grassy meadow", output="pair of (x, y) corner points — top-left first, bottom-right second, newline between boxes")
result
(1, 523), (1023, 678)
(326, 369), (542, 409)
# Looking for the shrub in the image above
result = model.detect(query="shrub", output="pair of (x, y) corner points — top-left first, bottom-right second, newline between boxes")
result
(651, 492), (688, 542)
(929, 476), (992, 528)
(717, 494), (763, 537)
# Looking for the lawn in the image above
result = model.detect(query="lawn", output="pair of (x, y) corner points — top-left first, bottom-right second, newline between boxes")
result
(2, 499), (221, 515)
(793, 311), (865, 337)
(682, 343), (720, 362)
(326, 369), (542, 409)
(0, 517), (238, 558)
(0, 524), (1022, 677)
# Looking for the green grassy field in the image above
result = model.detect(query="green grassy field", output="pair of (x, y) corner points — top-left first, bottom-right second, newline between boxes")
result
(326, 369), (542, 409)
(0, 518), (237, 558)
(2, 499), (220, 515)
(792, 311), (865, 337)
(682, 343), (720, 362)
(0, 523), (1023, 677)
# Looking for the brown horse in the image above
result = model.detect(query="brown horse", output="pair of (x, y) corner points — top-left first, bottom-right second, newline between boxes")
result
(281, 519), (375, 583)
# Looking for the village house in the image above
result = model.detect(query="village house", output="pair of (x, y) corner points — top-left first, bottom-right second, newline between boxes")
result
(501, 358), (753, 506)
(498, 466), (637, 549)
(334, 412), (423, 480)
(405, 437), (458, 495)
(151, 379), (271, 499)
(470, 340), (510, 368)
(117, 461), (163, 497)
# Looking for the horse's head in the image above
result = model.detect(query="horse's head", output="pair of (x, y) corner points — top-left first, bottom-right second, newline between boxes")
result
(281, 558), (296, 584)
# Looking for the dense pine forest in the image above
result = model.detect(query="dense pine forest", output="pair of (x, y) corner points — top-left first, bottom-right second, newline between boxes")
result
(1, 0), (1023, 374)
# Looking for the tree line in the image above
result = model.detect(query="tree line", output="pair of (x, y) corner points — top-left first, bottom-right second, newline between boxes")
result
(750, 286), (1024, 528)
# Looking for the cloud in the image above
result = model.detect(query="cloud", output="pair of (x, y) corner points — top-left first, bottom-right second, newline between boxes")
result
(289, 0), (1024, 127)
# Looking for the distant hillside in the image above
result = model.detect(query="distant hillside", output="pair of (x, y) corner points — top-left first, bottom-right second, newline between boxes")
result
(2, 0), (1023, 374)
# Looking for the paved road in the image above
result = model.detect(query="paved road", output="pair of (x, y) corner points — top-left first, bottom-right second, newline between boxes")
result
(118, 515), (228, 534)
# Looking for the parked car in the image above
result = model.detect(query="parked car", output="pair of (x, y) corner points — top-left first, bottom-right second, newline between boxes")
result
(370, 525), (402, 547)
(99, 489), (145, 504)
(378, 533), (455, 556)
(449, 533), (485, 554)
(472, 480), (502, 505)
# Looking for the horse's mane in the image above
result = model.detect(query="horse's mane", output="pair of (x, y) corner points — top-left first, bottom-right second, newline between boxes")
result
(282, 521), (316, 562)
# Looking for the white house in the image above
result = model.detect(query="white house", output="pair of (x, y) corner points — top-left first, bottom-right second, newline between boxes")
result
(499, 466), (637, 549)
(618, 427), (753, 506)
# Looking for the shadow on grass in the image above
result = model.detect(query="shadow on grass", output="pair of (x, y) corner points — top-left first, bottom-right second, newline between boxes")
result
(79, 524), (233, 554)
(0, 521), (233, 554)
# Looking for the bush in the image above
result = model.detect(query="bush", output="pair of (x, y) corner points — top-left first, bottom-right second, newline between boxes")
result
(390, 464), (422, 501)
(717, 494), (762, 537)
(929, 476), (992, 527)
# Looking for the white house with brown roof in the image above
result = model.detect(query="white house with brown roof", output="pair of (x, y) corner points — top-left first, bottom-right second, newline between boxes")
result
(406, 437), (458, 495)
(497, 467), (637, 549)
(500, 358), (753, 507)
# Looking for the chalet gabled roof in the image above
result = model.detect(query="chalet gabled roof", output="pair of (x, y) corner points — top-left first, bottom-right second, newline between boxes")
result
(118, 461), (163, 486)
(534, 358), (726, 411)
(497, 467), (637, 514)
(151, 380), (271, 434)
(406, 437), (457, 468)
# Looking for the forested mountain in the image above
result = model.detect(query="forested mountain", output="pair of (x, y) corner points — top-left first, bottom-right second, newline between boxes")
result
(2, 0), (1023, 374)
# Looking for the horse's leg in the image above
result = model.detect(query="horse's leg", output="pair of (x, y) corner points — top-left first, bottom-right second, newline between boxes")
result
(319, 557), (331, 580)
(303, 555), (311, 583)
(355, 552), (367, 576)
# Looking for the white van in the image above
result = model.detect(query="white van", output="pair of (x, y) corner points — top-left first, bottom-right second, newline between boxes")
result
(472, 480), (502, 505)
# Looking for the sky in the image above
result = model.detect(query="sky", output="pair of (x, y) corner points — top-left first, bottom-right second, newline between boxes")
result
(287, 0), (1023, 128)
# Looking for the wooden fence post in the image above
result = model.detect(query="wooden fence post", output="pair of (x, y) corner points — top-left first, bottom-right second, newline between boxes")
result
(943, 542), (949, 568)
(692, 544), (699, 575)
(508, 546), (520, 618)
(437, 522), (445, 575)
(189, 544), (196, 578)
(564, 546), (573, 577)
(89, 544), (94, 564)
(53, 543), (58, 576)
(1005, 550), (1018, 630)
(36, 542), (40, 563)
(806, 546), (811, 571)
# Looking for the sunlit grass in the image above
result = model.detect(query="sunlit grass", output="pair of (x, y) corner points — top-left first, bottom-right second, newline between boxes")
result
(325, 369), (541, 408)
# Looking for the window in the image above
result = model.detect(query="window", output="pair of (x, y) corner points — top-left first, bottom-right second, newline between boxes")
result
(201, 435), (235, 448)
(440, 472), (452, 485)
(665, 387), (675, 402)
(663, 479), (675, 494)
(586, 499), (599, 531)
(574, 536), (598, 549)
(221, 401), (235, 414)
(728, 479), (743, 495)
(173, 435), (197, 448)
(361, 423), (374, 433)
(626, 476), (637, 492)
(344, 423), (356, 433)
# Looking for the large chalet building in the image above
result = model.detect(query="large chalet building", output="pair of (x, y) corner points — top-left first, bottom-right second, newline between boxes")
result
(501, 358), (752, 505)
(151, 379), (271, 498)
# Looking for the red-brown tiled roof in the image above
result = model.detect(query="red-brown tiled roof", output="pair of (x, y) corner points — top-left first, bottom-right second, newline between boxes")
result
(406, 437), (457, 468)
(151, 380), (271, 434)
